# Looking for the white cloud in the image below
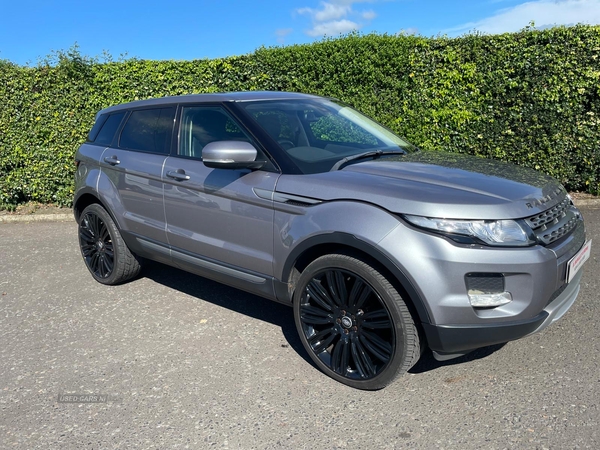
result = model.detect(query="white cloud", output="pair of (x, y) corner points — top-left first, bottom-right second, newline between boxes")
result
(446, 0), (600, 35)
(306, 19), (362, 36)
(362, 10), (377, 20)
(296, 1), (379, 37)
(275, 28), (293, 44)
(317, 3), (352, 21)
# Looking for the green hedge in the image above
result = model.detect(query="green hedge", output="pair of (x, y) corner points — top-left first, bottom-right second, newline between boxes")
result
(1, 25), (599, 209)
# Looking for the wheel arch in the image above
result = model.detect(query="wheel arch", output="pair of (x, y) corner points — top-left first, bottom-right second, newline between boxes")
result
(280, 233), (432, 325)
(73, 189), (116, 226)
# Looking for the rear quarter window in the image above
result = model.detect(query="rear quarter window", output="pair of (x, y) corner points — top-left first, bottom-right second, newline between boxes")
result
(87, 114), (109, 142)
(93, 112), (127, 147)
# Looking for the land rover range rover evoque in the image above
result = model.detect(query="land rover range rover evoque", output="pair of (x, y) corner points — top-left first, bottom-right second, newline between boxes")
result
(74, 92), (590, 389)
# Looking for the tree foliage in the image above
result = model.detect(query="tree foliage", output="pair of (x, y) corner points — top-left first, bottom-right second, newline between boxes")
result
(1, 26), (599, 209)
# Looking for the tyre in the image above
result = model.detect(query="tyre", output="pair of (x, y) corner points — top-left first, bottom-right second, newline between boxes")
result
(293, 254), (420, 390)
(78, 203), (141, 285)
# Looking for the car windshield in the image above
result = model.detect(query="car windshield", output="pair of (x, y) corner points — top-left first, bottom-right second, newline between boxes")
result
(240, 98), (417, 174)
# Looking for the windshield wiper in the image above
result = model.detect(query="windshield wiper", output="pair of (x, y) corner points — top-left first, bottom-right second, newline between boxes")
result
(329, 149), (406, 171)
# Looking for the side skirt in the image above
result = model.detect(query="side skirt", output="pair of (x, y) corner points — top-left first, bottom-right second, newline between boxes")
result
(121, 232), (283, 303)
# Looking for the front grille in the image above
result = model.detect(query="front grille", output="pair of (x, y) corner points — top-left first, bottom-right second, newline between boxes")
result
(525, 197), (571, 228)
(538, 215), (578, 244)
(526, 195), (580, 245)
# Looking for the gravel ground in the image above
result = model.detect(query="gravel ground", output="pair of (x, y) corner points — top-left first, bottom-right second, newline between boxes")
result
(0, 205), (598, 449)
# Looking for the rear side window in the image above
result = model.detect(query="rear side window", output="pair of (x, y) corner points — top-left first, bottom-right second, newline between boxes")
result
(93, 112), (126, 146)
(119, 107), (176, 154)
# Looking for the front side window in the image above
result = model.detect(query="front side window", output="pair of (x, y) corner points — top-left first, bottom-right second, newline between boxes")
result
(119, 107), (176, 153)
(178, 106), (252, 159)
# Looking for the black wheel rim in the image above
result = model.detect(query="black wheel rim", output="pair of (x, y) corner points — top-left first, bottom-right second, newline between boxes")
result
(79, 212), (114, 279)
(299, 269), (395, 380)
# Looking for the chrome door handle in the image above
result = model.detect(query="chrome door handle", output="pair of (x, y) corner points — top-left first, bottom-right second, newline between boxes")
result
(103, 156), (120, 165)
(166, 170), (190, 181)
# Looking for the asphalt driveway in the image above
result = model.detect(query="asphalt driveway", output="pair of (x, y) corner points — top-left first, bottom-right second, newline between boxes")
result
(1, 206), (599, 449)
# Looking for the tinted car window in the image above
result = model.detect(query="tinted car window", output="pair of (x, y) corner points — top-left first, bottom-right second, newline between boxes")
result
(119, 107), (176, 154)
(253, 111), (296, 142)
(242, 100), (416, 173)
(94, 112), (126, 146)
(178, 106), (251, 159)
(87, 114), (109, 142)
(308, 114), (378, 146)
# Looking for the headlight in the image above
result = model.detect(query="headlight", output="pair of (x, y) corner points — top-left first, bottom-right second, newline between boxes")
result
(403, 215), (535, 247)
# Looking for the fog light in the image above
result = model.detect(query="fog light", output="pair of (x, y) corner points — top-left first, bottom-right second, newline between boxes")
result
(465, 273), (512, 308)
(468, 291), (512, 307)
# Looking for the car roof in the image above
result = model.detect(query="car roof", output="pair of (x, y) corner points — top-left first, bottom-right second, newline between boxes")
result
(99, 91), (324, 115)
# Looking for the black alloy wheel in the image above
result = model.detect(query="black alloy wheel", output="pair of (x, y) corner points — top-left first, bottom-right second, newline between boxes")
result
(78, 203), (141, 285)
(79, 211), (114, 279)
(294, 254), (420, 390)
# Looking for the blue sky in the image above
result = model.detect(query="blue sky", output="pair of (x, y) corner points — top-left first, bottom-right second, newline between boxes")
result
(1, 0), (600, 65)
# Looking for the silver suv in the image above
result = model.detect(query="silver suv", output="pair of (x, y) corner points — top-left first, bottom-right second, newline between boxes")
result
(74, 92), (590, 389)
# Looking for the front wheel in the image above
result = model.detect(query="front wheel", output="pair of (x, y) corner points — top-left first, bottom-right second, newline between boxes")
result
(78, 203), (141, 285)
(293, 254), (420, 390)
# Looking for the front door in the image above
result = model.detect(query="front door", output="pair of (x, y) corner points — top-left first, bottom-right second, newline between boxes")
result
(162, 105), (279, 291)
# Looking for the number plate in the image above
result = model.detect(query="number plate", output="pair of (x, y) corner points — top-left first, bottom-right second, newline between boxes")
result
(567, 240), (592, 283)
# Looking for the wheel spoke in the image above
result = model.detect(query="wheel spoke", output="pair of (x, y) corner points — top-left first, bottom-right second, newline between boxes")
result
(101, 229), (110, 243)
(331, 338), (350, 375)
(100, 255), (107, 278)
(333, 270), (348, 305)
(351, 337), (376, 378)
(300, 305), (334, 325)
(79, 227), (94, 243)
(80, 244), (95, 256)
(348, 278), (367, 310)
(361, 309), (392, 330)
(306, 280), (335, 312)
(81, 217), (92, 238)
(102, 253), (113, 275)
(94, 215), (103, 237)
(89, 252), (100, 274)
(89, 213), (100, 237)
(325, 270), (346, 307)
(308, 327), (338, 354)
(361, 329), (393, 358)
(359, 334), (391, 362)
(104, 241), (114, 258)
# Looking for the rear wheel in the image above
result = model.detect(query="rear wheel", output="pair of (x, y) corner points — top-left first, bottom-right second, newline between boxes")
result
(293, 254), (420, 390)
(78, 204), (141, 285)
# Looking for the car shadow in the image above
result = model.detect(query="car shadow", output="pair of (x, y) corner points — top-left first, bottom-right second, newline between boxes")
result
(139, 261), (315, 368)
(409, 344), (506, 374)
(140, 262), (505, 376)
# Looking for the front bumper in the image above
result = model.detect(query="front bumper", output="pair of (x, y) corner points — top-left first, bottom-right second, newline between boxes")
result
(422, 270), (582, 360)
(376, 217), (586, 361)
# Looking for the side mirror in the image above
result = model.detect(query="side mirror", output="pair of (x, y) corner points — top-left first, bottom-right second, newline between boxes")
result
(202, 141), (265, 170)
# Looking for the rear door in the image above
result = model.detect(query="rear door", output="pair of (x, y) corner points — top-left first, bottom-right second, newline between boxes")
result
(162, 105), (279, 283)
(99, 106), (176, 246)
